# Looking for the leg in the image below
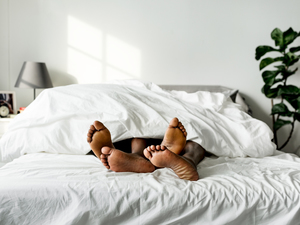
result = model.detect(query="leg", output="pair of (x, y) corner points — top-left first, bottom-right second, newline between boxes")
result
(143, 141), (206, 181)
(131, 138), (162, 156)
(181, 141), (206, 167)
(131, 138), (147, 156)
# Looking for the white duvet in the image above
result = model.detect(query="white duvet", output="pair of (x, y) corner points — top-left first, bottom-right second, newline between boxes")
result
(0, 80), (275, 162)
(0, 152), (300, 225)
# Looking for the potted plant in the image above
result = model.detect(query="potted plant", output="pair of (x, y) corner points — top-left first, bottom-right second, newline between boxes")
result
(255, 27), (300, 150)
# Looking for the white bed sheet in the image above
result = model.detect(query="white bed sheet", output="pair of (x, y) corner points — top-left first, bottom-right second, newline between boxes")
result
(1, 152), (300, 225)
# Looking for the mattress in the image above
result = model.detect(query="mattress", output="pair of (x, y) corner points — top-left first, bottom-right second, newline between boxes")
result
(0, 152), (299, 224)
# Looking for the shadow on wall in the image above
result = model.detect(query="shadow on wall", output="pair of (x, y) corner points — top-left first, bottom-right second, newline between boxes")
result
(242, 92), (299, 153)
(50, 70), (78, 86)
(241, 93), (272, 126)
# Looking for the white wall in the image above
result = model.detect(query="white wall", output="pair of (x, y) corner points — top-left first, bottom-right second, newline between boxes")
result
(1, 0), (299, 152)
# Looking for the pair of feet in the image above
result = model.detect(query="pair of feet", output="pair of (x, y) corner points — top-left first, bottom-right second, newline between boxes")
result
(87, 118), (199, 181)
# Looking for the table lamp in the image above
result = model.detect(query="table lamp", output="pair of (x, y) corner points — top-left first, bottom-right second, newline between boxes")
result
(15, 61), (53, 99)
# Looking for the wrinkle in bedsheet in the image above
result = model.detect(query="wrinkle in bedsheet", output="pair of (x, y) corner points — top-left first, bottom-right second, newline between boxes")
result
(1, 152), (300, 225)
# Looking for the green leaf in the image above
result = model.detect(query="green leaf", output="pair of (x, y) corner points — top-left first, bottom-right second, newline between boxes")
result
(282, 68), (298, 79)
(283, 52), (300, 66)
(262, 70), (280, 85)
(261, 85), (278, 98)
(286, 52), (298, 60)
(294, 112), (300, 122)
(271, 28), (284, 48)
(274, 119), (292, 131)
(274, 65), (286, 70)
(259, 57), (284, 70)
(290, 46), (300, 53)
(283, 28), (298, 46)
(255, 45), (278, 60)
(274, 65), (286, 71)
(278, 85), (300, 96)
(284, 95), (300, 110)
(271, 103), (292, 116)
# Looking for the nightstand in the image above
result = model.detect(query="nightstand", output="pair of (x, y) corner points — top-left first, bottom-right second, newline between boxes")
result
(0, 116), (16, 138)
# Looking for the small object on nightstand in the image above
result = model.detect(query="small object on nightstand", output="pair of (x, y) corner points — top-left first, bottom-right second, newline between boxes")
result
(0, 105), (9, 118)
(18, 107), (26, 114)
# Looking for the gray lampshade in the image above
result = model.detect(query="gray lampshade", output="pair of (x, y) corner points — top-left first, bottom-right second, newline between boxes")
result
(15, 61), (53, 89)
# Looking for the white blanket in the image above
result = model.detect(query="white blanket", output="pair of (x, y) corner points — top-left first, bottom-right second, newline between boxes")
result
(0, 152), (299, 225)
(0, 80), (275, 162)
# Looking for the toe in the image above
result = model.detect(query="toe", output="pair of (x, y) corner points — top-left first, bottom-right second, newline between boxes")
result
(169, 117), (179, 127)
(94, 121), (105, 130)
(90, 125), (95, 131)
(100, 155), (107, 162)
(150, 145), (156, 150)
(101, 146), (113, 155)
(87, 137), (92, 143)
(143, 148), (152, 159)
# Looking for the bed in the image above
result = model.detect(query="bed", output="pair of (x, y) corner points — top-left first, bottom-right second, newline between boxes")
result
(0, 80), (299, 225)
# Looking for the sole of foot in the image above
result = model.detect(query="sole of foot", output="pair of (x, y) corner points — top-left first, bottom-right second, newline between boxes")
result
(161, 117), (187, 155)
(144, 145), (199, 181)
(101, 146), (155, 173)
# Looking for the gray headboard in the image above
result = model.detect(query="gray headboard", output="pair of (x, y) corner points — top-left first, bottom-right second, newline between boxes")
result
(158, 85), (252, 115)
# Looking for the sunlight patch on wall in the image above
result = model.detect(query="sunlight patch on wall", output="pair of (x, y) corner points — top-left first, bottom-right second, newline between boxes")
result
(68, 16), (103, 60)
(106, 66), (134, 82)
(67, 16), (141, 83)
(68, 16), (103, 83)
(106, 35), (141, 79)
(68, 48), (102, 83)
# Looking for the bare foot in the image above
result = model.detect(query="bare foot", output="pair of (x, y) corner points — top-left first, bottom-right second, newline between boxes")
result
(101, 147), (155, 173)
(161, 117), (187, 155)
(143, 145), (199, 181)
(87, 121), (114, 159)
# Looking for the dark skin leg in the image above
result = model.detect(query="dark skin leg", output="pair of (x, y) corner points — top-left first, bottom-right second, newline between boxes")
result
(131, 138), (162, 157)
(144, 141), (206, 181)
(130, 138), (206, 169)
(87, 119), (206, 179)
(88, 137), (206, 179)
(180, 141), (206, 168)
(131, 138), (147, 156)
